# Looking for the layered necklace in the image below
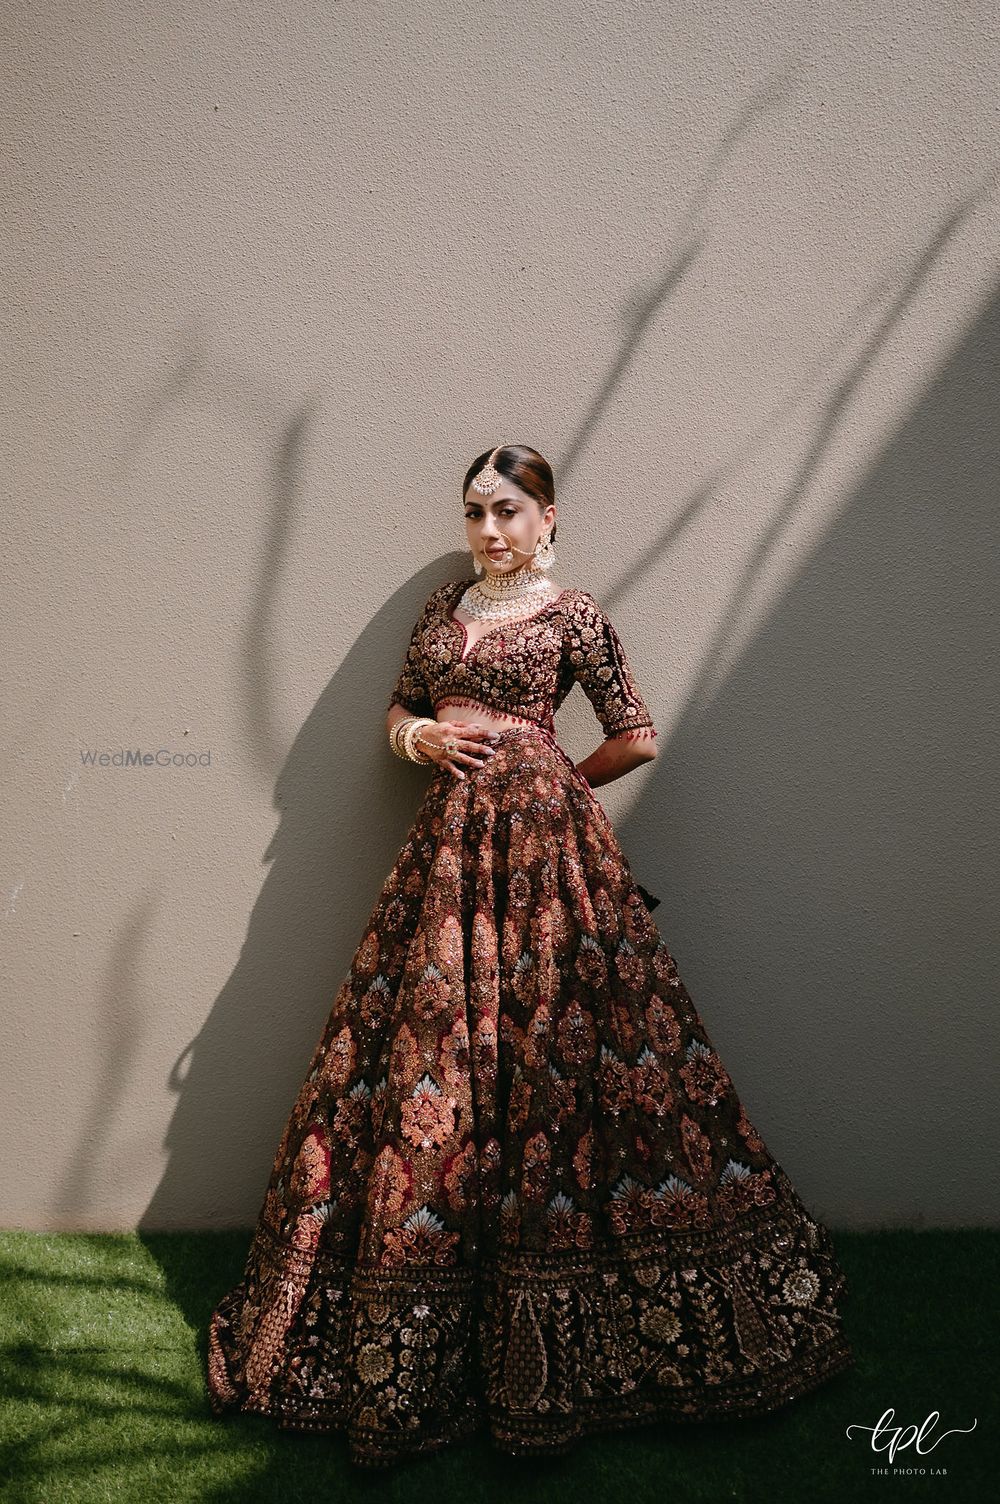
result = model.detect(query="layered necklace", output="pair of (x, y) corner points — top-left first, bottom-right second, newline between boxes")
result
(456, 561), (561, 623)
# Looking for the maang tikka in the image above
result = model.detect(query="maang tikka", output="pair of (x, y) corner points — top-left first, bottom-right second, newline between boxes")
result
(470, 447), (504, 497)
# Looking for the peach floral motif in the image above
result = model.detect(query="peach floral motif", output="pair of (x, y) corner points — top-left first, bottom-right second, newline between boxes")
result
(369, 1076), (387, 1136)
(437, 913), (464, 972)
(360, 975), (393, 1031)
(652, 943), (681, 988)
(431, 842), (461, 884)
(645, 994), (682, 1056)
(646, 1173), (713, 1230)
(622, 888), (655, 947)
(289, 1125), (331, 1202)
(524, 1001), (552, 1069)
(546, 1191), (593, 1250)
(679, 1039), (733, 1107)
(380, 1204), (460, 1267)
(546, 1063), (578, 1129)
(400, 1074), (457, 1151)
(611, 999), (639, 1058)
(558, 998), (597, 1069)
(367, 1143), (413, 1225)
(499, 1012), (526, 1060)
(574, 933), (608, 987)
(736, 1102), (767, 1154)
(499, 1189), (521, 1245)
(356, 929), (380, 975)
(783, 1268), (821, 1306)
(507, 1068), (532, 1134)
(357, 1341), (394, 1385)
(321, 1025), (357, 1093)
(412, 964), (451, 1021)
(471, 910), (498, 969)
(290, 1210), (324, 1251)
(272, 1080), (320, 1171)
(547, 896), (573, 952)
(752, 1168), (777, 1207)
(598, 1043), (632, 1117)
(608, 1173), (647, 1235)
(680, 1113), (715, 1187)
(389, 1023), (420, 1083)
(615, 937), (647, 992)
(519, 830), (543, 867)
(572, 1126), (594, 1191)
(381, 896), (409, 935)
(593, 886), (621, 940)
(471, 1012), (498, 1070)
(262, 1185), (285, 1232)
(439, 1016), (471, 1088)
(640, 1304), (682, 1344)
(631, 1046), (673, 1117)
(520, 1129), (551, 1202)
(441, 1137), (478, 1212)
(509, 951), (535, 1003)
(332, 1081), (371, 1145)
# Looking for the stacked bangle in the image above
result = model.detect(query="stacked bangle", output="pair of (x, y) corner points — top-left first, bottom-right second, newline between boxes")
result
(389, 715), (436, 763)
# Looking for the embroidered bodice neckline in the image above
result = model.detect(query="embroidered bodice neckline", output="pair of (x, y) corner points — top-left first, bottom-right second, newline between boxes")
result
(446, 577), (568, 665)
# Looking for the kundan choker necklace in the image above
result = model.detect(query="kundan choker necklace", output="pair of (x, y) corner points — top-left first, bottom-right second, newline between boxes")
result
(456, 565), (561, 623)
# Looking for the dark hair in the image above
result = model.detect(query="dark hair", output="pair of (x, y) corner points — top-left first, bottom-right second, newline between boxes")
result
(462, 444), (557, 546)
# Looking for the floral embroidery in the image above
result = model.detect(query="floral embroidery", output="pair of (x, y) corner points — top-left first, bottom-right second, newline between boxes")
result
(401, 1075), (458, 1151)
(679, 1039), (734, 1107)
(289, 1125), (331, 1203)
(557, 997), (598, 1069)
(386, 577), (658, 740)
(207, 621), (854, 1469)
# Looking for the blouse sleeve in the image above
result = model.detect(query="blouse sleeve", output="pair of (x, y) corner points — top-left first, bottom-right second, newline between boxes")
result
(385, 589), (438, 718)
(564, 592), (658, 741)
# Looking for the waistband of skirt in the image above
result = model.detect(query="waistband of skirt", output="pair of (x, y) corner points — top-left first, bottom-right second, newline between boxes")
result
(491, 724), (595, 794)
(428, 720), (595, 795)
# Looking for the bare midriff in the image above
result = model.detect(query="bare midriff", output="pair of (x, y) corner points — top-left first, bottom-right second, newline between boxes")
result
(434, 698), (546, 735)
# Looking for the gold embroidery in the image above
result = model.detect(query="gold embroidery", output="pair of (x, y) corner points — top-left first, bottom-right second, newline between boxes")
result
(206, 717), (853, 1468)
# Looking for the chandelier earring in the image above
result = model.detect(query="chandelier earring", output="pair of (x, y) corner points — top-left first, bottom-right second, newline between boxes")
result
(530, 529), (556, 572)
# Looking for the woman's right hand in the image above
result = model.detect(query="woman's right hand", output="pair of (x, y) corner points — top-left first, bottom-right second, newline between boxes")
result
(415, 720), (501, 779)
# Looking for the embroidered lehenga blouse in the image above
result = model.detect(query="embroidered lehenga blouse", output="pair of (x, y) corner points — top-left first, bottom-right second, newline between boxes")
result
(386, 577), (660, 742)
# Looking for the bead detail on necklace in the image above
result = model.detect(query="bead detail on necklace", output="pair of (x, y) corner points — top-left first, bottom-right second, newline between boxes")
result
(457, 565), (560, 624)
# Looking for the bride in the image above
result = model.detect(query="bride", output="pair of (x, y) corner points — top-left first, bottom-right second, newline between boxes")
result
(206, 442), (854, 1468)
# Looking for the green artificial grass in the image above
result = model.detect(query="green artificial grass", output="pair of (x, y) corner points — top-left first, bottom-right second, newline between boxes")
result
(0, 1228), (997, 1503)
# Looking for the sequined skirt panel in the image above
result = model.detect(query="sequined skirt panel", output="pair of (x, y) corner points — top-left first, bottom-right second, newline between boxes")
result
(205, 726), (854, 1466)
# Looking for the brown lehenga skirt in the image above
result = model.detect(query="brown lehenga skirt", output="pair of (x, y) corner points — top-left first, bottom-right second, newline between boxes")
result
(205, 724), (854, 1467)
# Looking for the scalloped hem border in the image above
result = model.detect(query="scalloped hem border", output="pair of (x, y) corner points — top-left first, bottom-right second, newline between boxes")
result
(206, 1330), (855, 1470)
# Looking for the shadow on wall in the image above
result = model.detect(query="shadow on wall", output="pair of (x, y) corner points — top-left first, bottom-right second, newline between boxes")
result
(126, 77), (778, 1237)
(135, 280), (1000, 1248)
(612, 279), (1000, 1231)
(139, 558), (465, 1231)
(104, 286), (998, 1504)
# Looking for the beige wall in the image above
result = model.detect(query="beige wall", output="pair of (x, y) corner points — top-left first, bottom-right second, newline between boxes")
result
(3, 0), (998, 1231)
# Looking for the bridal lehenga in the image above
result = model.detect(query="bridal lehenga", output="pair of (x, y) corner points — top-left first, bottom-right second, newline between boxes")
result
(206, 578), (854, 1466)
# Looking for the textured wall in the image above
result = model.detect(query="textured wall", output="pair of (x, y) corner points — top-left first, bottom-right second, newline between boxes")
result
(2, 0), (998, 1231)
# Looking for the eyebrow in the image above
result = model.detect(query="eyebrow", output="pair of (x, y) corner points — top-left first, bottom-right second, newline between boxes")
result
(464, 498), (522, 507)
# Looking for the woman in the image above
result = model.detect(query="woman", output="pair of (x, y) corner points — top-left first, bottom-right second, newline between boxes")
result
(206, 443), (854, 1467)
